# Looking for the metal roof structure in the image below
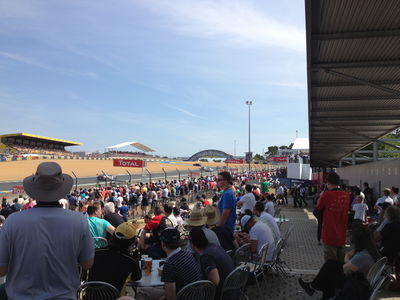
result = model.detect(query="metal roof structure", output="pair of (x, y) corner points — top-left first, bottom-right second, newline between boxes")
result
(305, 0), (400, 168)
(0, 133), (81, 146)
(106, 141), (155, 152)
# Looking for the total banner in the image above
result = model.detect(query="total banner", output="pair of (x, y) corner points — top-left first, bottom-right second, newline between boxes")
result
(225, 159), (244, 164)
(12, 186), (25, 194)
(113, 159), (146, 168)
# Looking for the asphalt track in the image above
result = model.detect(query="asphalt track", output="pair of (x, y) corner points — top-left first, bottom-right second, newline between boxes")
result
(0, 169), (213, 193)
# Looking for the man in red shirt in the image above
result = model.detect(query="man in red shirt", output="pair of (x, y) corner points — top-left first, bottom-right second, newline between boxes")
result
(138, 206), (167, 258)
(317, 172), (350, 262)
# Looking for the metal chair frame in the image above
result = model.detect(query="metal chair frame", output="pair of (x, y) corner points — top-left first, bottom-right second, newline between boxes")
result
(366, 256), (388, 289)
(76, 281), (119, 300)
(240, 243), (269, 294)
(220, 265), (251, 300)
(234, 243), (252, 266)
(265, 238), (290, 278)
(176, 280), (215, 300)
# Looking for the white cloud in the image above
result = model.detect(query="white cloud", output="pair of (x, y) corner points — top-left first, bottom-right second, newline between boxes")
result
(132, 0), (305, 52)
(167, 105), (202, 118)
(0, 50), (97, 78)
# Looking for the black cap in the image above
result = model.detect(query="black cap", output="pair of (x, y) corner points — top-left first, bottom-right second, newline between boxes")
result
(160, 228), (181, 243)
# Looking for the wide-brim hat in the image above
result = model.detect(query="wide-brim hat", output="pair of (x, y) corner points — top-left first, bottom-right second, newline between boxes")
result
(115, 222), (137, 239)
(187, 208), (206, 227)
(23, 162), (73, 202)
(204, 205), (220, 225)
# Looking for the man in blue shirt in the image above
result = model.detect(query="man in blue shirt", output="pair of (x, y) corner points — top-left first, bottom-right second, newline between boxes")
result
(217, 171), (237, 232)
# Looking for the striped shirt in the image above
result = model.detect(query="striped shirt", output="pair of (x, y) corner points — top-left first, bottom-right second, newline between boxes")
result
(161, 248), (202, 292)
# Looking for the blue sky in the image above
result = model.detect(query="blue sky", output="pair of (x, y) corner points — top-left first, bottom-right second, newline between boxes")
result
(0, 0), (307, 157)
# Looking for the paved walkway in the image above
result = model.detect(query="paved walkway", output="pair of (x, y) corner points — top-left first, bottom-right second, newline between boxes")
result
(245, 206), (400, 300)
(127, 201), (399, 299)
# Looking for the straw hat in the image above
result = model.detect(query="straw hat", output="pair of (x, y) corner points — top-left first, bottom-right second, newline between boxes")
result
(187, 208), (206, 227)
(204, 205), (220, 225)
(23, 162), (73, 202)
(115, 222), (137, 239)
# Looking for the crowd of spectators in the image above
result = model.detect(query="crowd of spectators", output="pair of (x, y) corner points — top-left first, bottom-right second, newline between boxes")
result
(2, 141), (71, 156)
(1, 162), (399, 299)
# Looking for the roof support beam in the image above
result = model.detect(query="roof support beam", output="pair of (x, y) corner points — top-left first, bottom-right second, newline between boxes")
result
(312, 115), (400, 121)
(318, 121), (400, 150)
(313, 106), (399, 112)
(324, 69), (400, 97)
(313, 95), (399, 102)
(312, 59), (400, 70)
(313, 80), (400, 88)
(312, 29), (400, 40)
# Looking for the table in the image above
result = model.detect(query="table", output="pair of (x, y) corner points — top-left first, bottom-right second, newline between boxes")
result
(133, 259), (164, 287)
(274, 217), (289, 223)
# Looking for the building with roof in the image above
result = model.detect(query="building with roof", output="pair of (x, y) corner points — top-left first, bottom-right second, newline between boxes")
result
(0, 133), (81, 156)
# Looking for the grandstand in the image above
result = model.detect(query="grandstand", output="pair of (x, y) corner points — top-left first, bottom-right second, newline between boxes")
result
(0, 133), (81, 156)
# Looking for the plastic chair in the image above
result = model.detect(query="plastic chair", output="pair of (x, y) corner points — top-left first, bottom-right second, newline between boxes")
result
(234, 243), (252, 266)
(76, 281), (119, 300)
(220, 265), (251, 300)
(176, 280), (215, 300)
(366, 257), (388, 289)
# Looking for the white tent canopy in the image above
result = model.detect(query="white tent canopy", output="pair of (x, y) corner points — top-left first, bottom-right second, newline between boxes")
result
(106, 141), (155, 152)
(292, 138), (309, 151)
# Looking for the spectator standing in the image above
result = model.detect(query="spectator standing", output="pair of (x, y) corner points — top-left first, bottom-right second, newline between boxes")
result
(352, 194), (368, 229)
(265, 195), (275, 216)
(216, 172), (237, 232)
(204, 205), (238, 251)
(236, 184), (256, 215)
(363, 182), (374, 214)
(0, 162), (94, 299)
(316, 172), (350, 262)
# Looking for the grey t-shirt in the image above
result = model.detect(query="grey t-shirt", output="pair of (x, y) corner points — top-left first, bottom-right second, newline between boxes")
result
(350, 249), (375, 275)
(202, 227), (221, 247)
(0, 207), (94, 300)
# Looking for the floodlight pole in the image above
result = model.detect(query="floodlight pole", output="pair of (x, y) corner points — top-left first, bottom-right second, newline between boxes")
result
(245, 100), (253, 174)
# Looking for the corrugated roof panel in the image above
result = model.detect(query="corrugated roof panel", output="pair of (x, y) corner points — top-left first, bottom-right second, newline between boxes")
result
(316, 37), (400, 62)
(319, 0), (400, 33)
(306, 0), (400, 167)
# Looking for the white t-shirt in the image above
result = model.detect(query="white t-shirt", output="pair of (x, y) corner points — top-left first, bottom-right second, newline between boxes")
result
(276, 186), (284, 195)
(259, 211), (281, 242)
(392, 194), (399, 205)
(116, 196), (123, 208)
(162, 188), (169, 198)
(167, 214), (178, 227)
(353, 203), (368, 221)
(239, 193), (256, 214)
(265, 201), (275, 216)
(249, 221), (275, 260)
(376, 196), (393, 206)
